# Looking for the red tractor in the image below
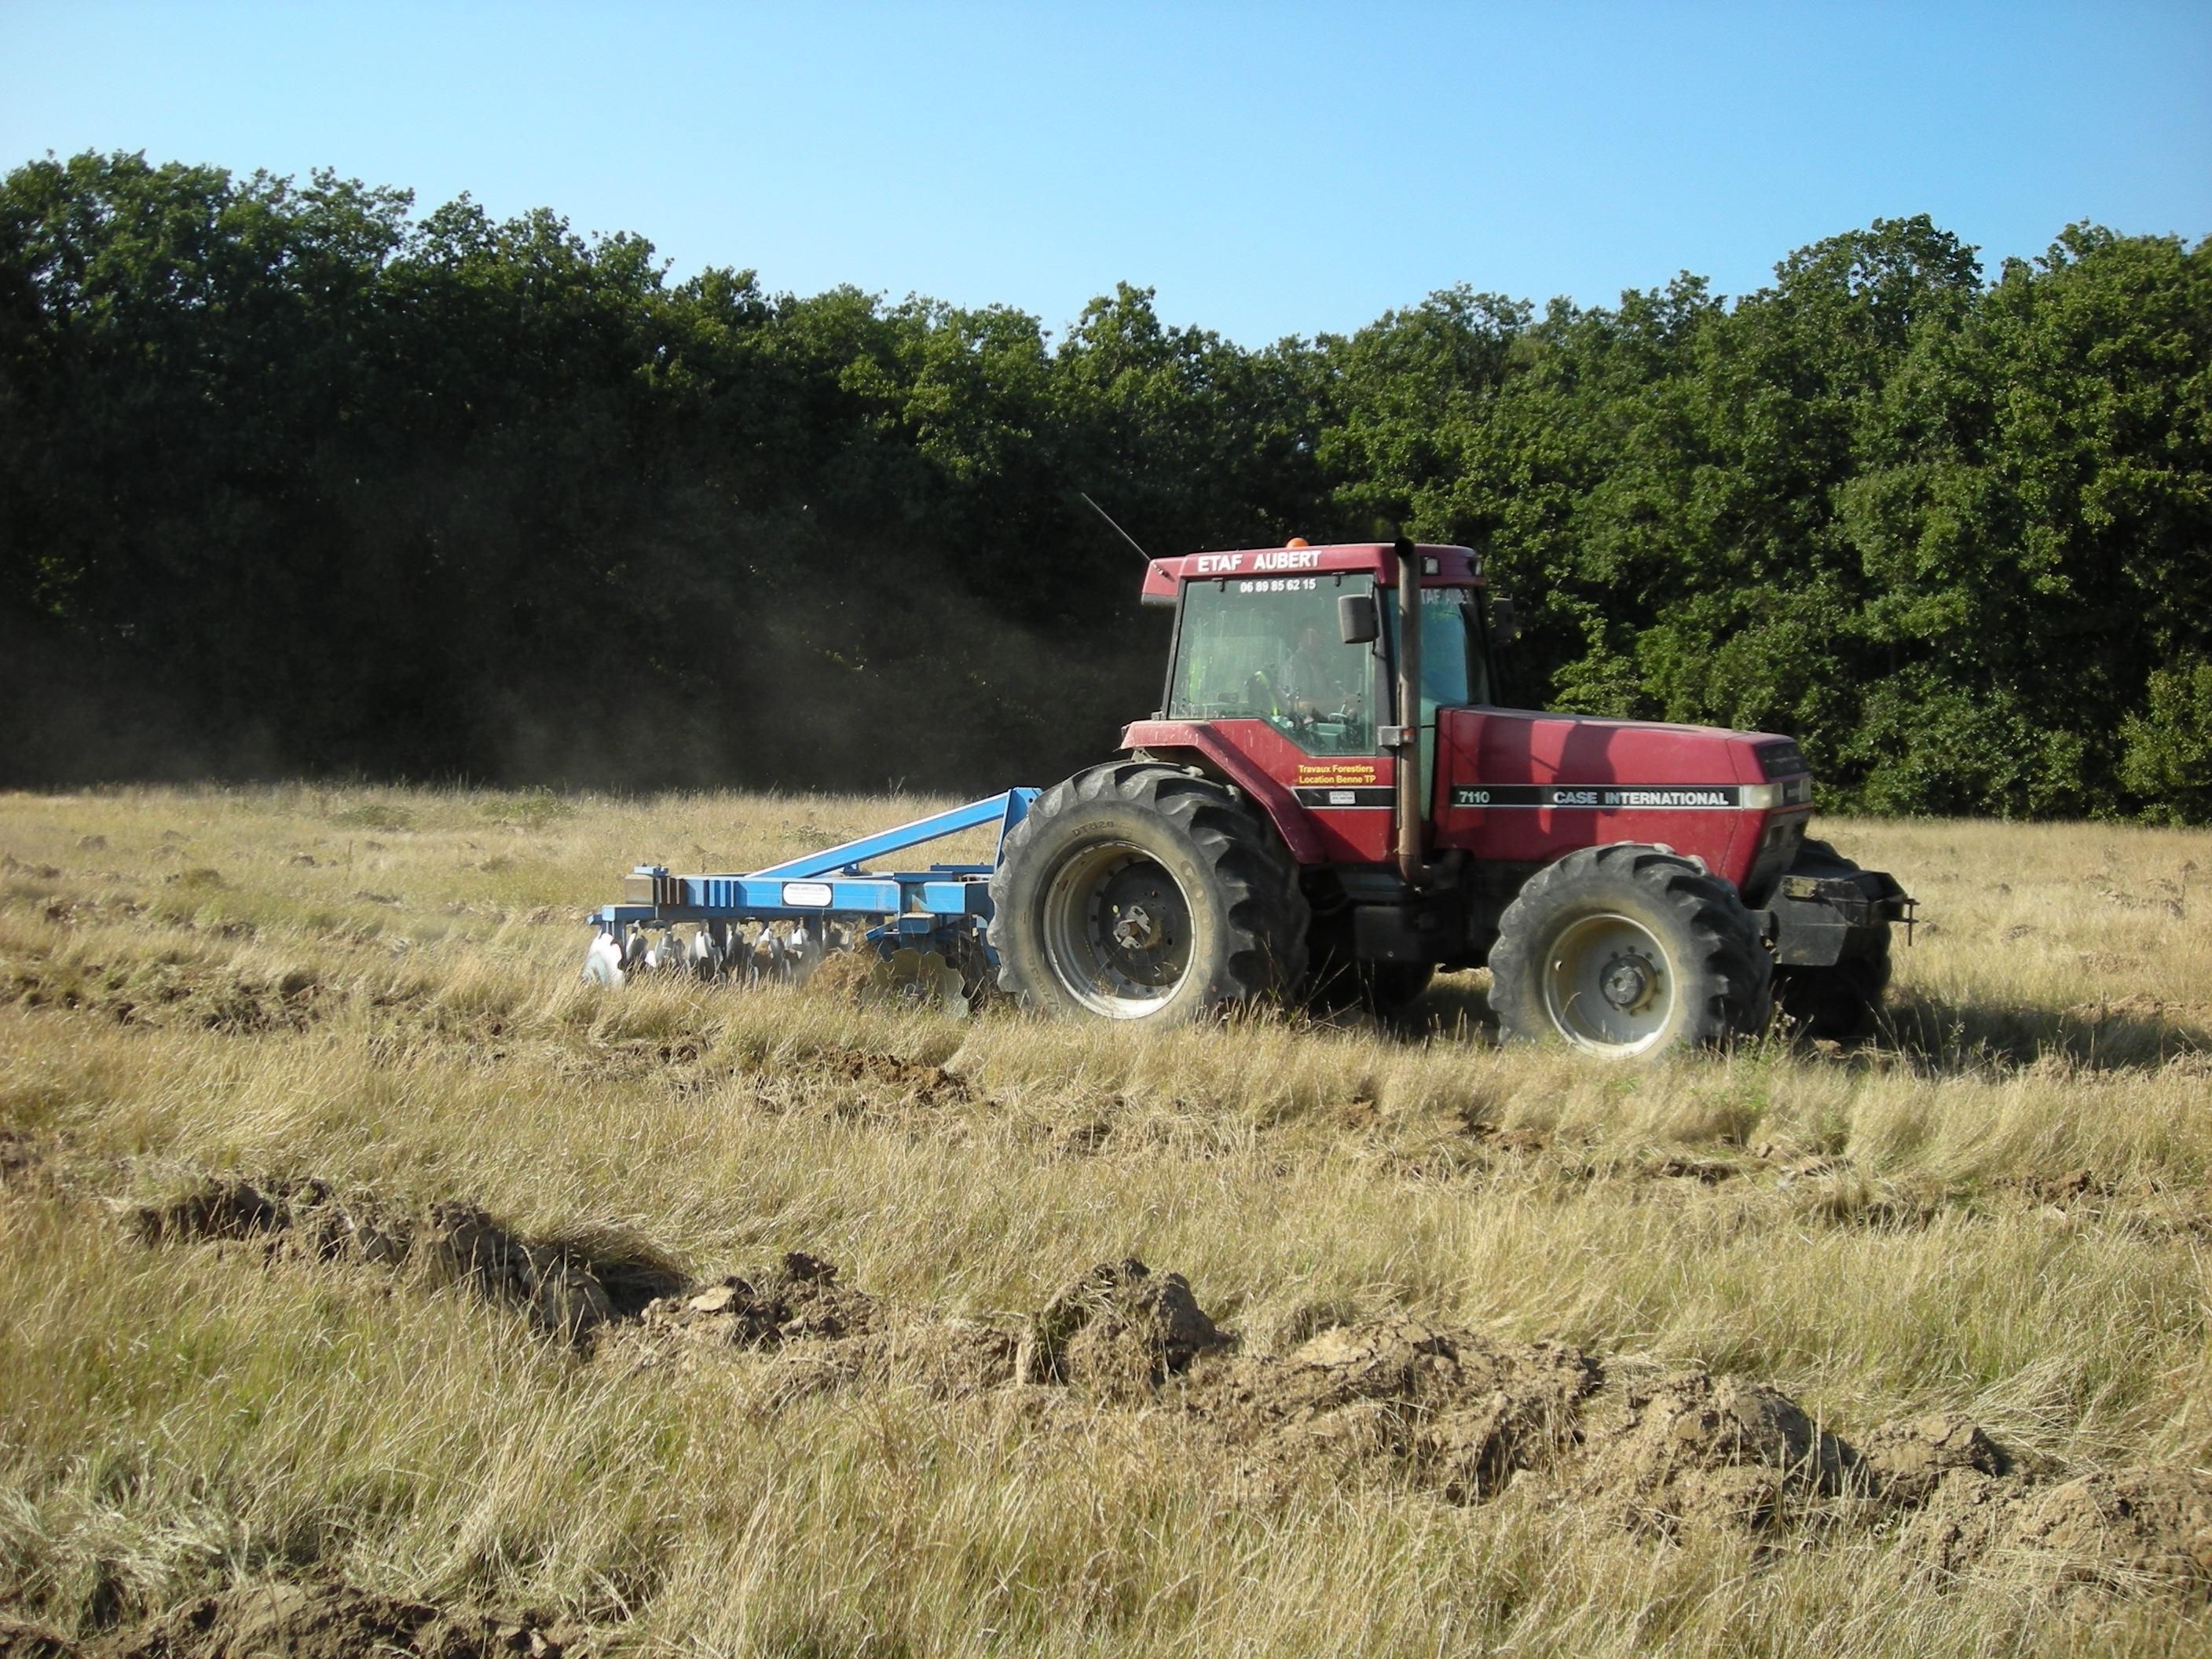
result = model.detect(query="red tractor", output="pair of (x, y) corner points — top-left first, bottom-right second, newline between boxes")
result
(984, 537), (1910, 1055)
(590, 537), (1910, 1057)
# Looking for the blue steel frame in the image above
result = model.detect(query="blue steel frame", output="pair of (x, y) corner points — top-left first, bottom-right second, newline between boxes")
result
(588, 789), (1038, 944)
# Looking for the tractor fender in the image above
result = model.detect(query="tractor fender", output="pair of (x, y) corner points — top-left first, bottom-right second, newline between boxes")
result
(1118, 720), (1328, 866)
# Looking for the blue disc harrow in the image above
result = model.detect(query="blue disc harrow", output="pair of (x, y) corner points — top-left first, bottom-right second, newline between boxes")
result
(581, 789), (1038, 990)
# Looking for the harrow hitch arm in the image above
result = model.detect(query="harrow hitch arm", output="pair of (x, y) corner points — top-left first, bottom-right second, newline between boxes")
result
(589, 789), (1038, 932)
(752, 791), (1036, 881)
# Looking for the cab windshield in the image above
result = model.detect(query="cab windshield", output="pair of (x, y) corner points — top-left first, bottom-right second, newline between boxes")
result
(1165, 577), (1489, 755)
(1166, 575), (1377, 755)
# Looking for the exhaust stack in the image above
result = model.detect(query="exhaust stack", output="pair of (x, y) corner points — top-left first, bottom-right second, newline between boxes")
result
(1393, 537), (1432, 888)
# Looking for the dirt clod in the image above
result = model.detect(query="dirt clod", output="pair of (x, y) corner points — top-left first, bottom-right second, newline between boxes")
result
(127, 1178), (283, 1243)
(1461, 1121), (1551, 1156)
(1860, 1413), (2009, 1506)
(625, 1251), (1020, 1397)
(824, 1049), (970, 1105)
(0, 1616), (76, 1657)
(1898, 1463), (2212, 1598)
(858, 1319), (1021, 1395)
(1050, 1119), (1112, 1156)
(1025, 1258), (1225, 1392)
(1651, 1155), (1738, 1183)
(126, 1174), (661, 1345)
(1903, 1467), (2028, 1580)
(2007, 1467), (2212, 1597)
(258, 1179), (415, 1265)
(2001, 1166), (2111, 1205)
(1565, 1368), (1859, 1533)
(0, 1129), (48, 1188)
(92, 1580), (578, 1659)
(1188, 1316), (1600, 1502)
(415, 1204), (621, 1339)
(640, 1251), (879, 1347)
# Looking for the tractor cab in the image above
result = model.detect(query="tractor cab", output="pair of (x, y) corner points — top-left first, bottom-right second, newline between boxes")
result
(1127, 540), (1491, 873)
(1159, 557), (1489, 759)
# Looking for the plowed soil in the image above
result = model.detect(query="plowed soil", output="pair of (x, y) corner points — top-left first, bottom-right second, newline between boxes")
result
(0, 1583), (580, 1659)
(97, 1158), (2212, 1613)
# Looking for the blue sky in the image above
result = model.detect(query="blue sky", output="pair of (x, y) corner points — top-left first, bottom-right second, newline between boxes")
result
(3, 2), (2207, 344)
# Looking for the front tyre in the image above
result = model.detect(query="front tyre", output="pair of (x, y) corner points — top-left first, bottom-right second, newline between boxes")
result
(1488, 844), (1771, 1057)
(988, 763), (1309, 1023)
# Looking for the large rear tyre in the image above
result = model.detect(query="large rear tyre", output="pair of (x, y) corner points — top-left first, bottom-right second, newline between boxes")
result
(1771, 839), (1893, 1043)
(988, 763), (1309, 1024)
(1488, 844), (1771, 1057)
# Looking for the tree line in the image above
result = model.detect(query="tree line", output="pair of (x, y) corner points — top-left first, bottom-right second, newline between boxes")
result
(2, 151), (2206, 820)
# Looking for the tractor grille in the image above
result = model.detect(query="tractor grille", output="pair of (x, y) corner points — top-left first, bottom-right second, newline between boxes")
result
(1755, 740), (1807, 780)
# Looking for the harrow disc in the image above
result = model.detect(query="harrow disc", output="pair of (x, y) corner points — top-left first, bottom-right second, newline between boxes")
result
(580, 931), (625, 987)
(685, 928), (717, 980)
(786, 921), (817, 983)
(581, 920), (875, 993)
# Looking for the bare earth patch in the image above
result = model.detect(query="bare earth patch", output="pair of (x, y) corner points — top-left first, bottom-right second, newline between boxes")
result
(97, 1155), (2212, 1604)
(0, 1581), (583, 1658)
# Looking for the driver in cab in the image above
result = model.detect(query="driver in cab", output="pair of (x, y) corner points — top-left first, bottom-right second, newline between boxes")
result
(1277, 624), (1344, 724)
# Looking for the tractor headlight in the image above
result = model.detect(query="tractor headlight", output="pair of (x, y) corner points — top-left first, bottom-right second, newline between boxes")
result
(1741, 778), (1811, 810)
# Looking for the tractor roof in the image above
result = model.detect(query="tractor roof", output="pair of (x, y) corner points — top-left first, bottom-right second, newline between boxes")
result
(1140, 543), (1481, 603)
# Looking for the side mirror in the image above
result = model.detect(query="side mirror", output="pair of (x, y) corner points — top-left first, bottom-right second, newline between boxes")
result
(1491, 595), (1520, 646)
(1338, 592), (1379, 646)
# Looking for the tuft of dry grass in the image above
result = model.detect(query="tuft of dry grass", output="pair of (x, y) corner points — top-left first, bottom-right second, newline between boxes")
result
(1, 785), (2208, 1657)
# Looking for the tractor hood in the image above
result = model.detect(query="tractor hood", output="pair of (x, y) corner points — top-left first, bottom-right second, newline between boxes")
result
(1434, 707), (1807, 804)
(1432, 707), (1814, 897)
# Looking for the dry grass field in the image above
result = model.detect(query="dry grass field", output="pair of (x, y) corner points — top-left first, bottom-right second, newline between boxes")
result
(1, 785), (2209, 1657)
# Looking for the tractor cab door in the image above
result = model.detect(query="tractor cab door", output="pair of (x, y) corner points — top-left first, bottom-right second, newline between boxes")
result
(1383, 584), (1490, 800)
(1166, 573), (1396, 863)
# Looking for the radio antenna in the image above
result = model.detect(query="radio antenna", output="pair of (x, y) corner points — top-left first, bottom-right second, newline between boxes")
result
(1079, 492), (1154, 562)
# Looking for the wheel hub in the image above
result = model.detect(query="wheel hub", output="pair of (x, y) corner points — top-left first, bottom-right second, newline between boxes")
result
(1599, 951), (1657, 1012)
(1040, 842), (1195, 1017)
(1111, 903), (1161, 951)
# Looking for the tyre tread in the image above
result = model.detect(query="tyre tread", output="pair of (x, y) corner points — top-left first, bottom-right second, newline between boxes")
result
(988, 763), (1309, 1017)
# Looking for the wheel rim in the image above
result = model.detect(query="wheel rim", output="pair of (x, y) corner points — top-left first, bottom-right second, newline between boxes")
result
(1540, 911), (1674, 1054)
(1039, 840), (1194, 1018)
